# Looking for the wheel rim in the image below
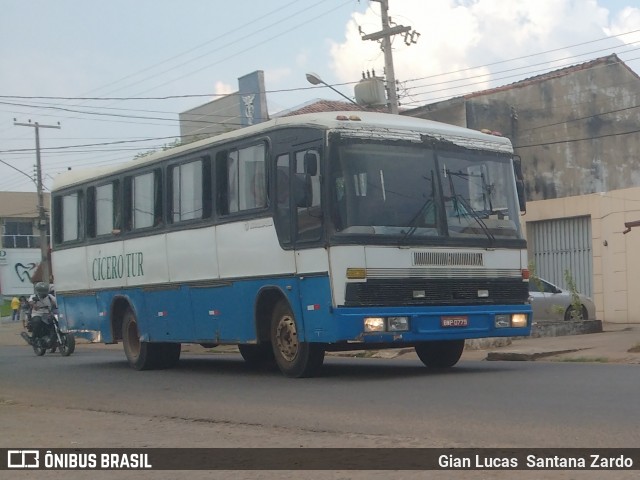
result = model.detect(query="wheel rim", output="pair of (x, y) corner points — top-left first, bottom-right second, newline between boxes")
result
(275, 314), (298, 362)
(126, 318), (141, 358)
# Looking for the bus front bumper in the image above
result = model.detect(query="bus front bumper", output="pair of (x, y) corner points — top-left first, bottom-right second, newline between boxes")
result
(318, 305), (531, 345)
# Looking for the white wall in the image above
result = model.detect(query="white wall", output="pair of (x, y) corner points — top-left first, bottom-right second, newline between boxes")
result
(0, 248), (41, 296)
(525, 187), (640, 323)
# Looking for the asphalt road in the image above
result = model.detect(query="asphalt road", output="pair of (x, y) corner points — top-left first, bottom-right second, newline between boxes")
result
(3, 344), (639, 450)
(3, 344), (640, 480)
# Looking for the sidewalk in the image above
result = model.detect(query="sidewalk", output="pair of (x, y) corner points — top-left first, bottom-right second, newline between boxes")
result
(2, 316), (639, 364)
(475, 322), (640, 364)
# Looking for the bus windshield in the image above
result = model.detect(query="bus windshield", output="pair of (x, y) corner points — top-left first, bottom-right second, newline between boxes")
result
(330, 141), (523, 243)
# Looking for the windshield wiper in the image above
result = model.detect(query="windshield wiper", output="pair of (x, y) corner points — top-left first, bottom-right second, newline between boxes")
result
(451, 193), (495, 244)
(445, 168), (494, 244)
(399, 197), (434, 244)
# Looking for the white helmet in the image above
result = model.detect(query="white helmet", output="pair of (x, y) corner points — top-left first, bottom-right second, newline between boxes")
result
(34, 282), (49, 297)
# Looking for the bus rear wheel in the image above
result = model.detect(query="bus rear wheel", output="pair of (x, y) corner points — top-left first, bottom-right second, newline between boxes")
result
(270, 300), (324, 378)
(122, 308), (163, 370)
(415, 340), (465, 368)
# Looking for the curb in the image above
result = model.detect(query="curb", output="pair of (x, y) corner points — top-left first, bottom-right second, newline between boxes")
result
(485, 348), (585, 361)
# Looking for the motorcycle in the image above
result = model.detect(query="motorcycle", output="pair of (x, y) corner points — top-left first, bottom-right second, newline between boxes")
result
(21, 312), (76, 357)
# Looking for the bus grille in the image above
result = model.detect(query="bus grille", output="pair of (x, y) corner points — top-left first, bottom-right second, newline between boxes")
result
(344, 278), (529, 306)
(413, 251), (484, 267)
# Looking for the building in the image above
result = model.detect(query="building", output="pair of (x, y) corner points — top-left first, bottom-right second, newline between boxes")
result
(276, 99), (370, 117)
(179, 71), (269, 140)
(405, 54), (640, 323)
(0, 191), (50, 296)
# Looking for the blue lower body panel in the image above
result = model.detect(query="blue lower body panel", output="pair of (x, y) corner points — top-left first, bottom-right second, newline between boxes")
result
(57, 274), (531, 347)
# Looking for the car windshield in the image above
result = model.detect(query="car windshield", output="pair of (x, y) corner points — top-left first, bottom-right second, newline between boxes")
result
(329, 141), (523, 243)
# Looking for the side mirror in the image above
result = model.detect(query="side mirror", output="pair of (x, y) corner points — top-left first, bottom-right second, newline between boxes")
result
(294, 173), (313, 208)
(304, 151), (318, 176)
(516, 179), (526, 214)
(513, 155), (526, 214)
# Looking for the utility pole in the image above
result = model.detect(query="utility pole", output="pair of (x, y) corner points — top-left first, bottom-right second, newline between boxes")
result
(13, 119), (61, 286)
(361, 0), (418, 114)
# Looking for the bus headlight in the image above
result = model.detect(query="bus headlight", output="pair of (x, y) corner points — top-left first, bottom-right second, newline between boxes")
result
(495, 314), (528, 328)
(387, 316), (409, 332)
(364, 317), (385, 333)
(511, 313), (528, 328)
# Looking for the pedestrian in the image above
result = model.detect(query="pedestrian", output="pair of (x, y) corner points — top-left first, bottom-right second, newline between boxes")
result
(11, 296), (20, 322)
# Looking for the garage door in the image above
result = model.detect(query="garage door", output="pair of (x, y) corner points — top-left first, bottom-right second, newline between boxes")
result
(527, 216), (593, 297)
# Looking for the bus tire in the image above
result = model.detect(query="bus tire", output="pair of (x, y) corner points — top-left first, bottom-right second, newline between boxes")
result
(270, 300), (324, 378)
(239, 343), (275, 367)
(122, 308), (161, 370)
(415, 339), (465, 368)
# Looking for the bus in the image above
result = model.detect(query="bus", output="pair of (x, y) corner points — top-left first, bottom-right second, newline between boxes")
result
(51, 112), (531, 378)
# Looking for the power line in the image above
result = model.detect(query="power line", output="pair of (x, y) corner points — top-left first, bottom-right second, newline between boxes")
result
(66, 0), (304, 100)
(516, 128), (640, 149)
(402, 28), (640, 86)
(0, 100), (263, 125)
(401, 51), (640, 107)
(0, 0), (355, 138)
(3, 20), (640, 192)
(2, 89), (640, 157)
(1, 28), (636, 105)
(403, 44), (640, 99)
(0, 134), (201, 154)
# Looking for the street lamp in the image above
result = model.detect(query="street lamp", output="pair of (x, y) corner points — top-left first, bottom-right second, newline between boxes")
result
(305, 72), (360, 107)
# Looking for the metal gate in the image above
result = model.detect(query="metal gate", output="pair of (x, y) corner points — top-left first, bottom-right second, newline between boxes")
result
(527, 216), (593, 297)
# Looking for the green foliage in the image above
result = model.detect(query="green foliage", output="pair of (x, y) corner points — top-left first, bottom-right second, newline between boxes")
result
(133, 134), (213, 161)
(564, 269), (583, 318)
(529, 261), (584, 320)
(133, 138), (184, 160)
(0, 300), (12, 317)
(528, 260), (544, 293)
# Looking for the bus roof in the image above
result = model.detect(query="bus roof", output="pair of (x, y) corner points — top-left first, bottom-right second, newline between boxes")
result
(51, 111), (513, 192)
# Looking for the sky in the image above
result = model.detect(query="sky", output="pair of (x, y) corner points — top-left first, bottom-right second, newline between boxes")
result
(1, 0), (639, 197)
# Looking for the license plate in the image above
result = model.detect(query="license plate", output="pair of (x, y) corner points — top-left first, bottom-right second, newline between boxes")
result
(441, 316), (469, 327)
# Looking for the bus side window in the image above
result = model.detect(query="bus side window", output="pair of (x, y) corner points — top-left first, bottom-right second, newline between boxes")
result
(54, 190), (83, 243)
(170, 158), (207, 223)
(124, 169), (162, 230)
(87, 181), (119, 237)
(216, 143), (266, 216)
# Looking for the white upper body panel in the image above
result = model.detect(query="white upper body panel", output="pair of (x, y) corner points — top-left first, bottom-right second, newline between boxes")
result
(51, 112), (512, 192)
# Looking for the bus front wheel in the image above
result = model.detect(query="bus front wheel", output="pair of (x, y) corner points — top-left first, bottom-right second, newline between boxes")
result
(270, 300), (324, 378)
(415, 340), (465, 368)
(122, 309), (163, 370)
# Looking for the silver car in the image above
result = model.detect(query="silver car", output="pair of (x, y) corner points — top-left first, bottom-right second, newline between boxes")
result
(528, 277), (596, 322)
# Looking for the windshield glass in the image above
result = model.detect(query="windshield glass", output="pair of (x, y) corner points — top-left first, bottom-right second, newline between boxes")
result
(330, 141), (523, 243)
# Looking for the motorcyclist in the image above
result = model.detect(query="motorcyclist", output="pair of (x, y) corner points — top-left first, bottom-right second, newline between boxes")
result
(27, 282), (57, 346)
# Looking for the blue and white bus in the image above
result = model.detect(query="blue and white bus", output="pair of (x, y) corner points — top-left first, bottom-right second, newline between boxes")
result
(51, 112), (531, 377)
